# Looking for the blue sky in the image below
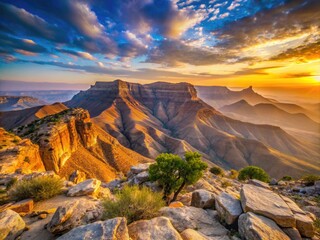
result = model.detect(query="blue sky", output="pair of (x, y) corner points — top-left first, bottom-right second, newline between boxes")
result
(0, 0), (319, 86)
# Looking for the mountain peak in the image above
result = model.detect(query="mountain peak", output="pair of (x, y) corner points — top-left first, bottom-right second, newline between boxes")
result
(242, 86), (254, 93)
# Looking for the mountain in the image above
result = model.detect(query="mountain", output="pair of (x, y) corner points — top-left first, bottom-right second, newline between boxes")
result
(196, 86), (272, 109)
(66, 80), (320, 178)
(10, 108), (150, 182)
(0, 102), (68, 130)
(221, 100), (320, 132)
(0, 96), (47, 111)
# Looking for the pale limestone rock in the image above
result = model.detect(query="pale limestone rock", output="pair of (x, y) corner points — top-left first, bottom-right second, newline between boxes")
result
(128, 217), (182, 240)
(240, 184), (295, 227)
(191, 189), (215, 209)
(67, 178), (101, 197)
(215, 192), (242, 225)
(130, 163), (151, 175)
(238, 212), (290, 240)
(248, 179), (270, 189)
(56, 218), (129, 240)
(0, 209), (26, 240)
(47, 199), (102, 234)
(180, 229), (209, 240)
(160, 206), (229, 238)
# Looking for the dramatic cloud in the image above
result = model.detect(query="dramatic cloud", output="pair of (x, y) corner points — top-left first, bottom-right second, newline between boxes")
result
(56, 48), (96, 60)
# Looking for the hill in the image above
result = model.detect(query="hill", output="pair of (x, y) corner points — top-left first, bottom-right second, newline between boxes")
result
(0, 96), (46, 111)
(66, 80), (320, 178)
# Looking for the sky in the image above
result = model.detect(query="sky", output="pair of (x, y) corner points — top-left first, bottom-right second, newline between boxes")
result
(0, 0), (319, 87)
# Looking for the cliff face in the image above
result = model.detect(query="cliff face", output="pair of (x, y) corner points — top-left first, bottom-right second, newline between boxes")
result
(14, 109), (96, 173)
(12, 108), (150, 182)
(0, 128), (45, 174)
(0, 96), (46, 111)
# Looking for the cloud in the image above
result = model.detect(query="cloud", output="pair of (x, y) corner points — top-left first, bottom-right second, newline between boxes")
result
(0, 2), (68, 43)
(56, 48), (96, 60)
(280, 72), (318, 78)
(0, 33), (48, 55)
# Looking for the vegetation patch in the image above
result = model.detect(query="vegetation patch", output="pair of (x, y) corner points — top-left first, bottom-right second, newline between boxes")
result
(210, 166), (224, 176)
(238, 166), (270, 183)
(102, 185), (164, 224)
(301, 175), (320, 186)
(9, 176), (63, 202)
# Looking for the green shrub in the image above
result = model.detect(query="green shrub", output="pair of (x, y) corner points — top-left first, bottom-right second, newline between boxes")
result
(302, 175), (320, 186)
(9, 176), (63, 201)
(221, 180), (232, 188)
(238, 166), (270, 183)
(102, 185), (165, 224)
(229, 169), (238, 179)
(149, 152), (207, 203)
(210, 166), (224, 176)
(6, 178), (18, 190)
(281, 175), (293, 181)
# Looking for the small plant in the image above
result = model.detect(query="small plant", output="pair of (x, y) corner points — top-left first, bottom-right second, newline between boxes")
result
(238, 166), (270, 183)
(221, 180), (232, 188)
(229, 169), (238, 179)
(6, 178), (18, 190)
(12, 138), (19, 143)
(210, 166), (224, 176)
(102, 185), (165, 224)
(281, 175), (293, 181)
(302, 175), (320, 186)
(9, 176), (63, 201)
(315, 218), (320, 234)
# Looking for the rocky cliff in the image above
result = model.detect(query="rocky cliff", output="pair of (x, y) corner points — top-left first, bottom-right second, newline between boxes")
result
(0, 96), (46, 111)
(0, 128), (45, 174)
(11, 108), (150, 182)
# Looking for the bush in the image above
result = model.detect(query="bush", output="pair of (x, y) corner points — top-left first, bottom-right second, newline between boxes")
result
(149, 152), (207, 203)
(229, 169), (238, 179)
(9, 176), (63, 201)
(281, 175), (293, 181)
(221, 180), (232, 188)
(238, 166), (270, 183)
(210, 166), (224, 176)
(102, 185), (164, 224)
(302, 175), (320, 186)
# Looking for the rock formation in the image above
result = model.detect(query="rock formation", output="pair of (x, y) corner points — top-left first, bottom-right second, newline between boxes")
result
(0, 96), (46, 112)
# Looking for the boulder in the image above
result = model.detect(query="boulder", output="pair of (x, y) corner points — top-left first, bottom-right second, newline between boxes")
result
(240, 184), (295, 227)
(0, 209), (26, 240)
(215, 192), (243, 225)
(191, 189), (215, 209)
(130, 163), (151, 175)
(132, 171), (149, 185)
(69, 170), (86, 184)
(47, 199), (102, 234)
(277, 180), (286, 186)
(303, 206), (320, 218)
(67, 178), (101, 197)
(282, 228), (302, 240)
(160, 206), (229, 238)
(238, 212), (290, 240)
(281, 195), (314, 237)
(128, 216), (182, 240)
(248, 179), (270, 189)
(180, 229), (209, 240)
(270, 178), (277, 185)
(95, 186), (112, 199)
(8, 198), (34, 214)
(57, 217), (129, 240)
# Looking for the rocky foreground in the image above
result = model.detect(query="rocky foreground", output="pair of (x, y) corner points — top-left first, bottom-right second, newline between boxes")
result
(0, 164), (319, 240)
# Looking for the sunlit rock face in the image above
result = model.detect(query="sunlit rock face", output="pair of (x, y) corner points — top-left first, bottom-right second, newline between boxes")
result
(0, 128), (45, 174)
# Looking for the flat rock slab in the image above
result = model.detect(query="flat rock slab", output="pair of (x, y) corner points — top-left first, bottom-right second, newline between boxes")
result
(180, 229), (209, 240)
(215, 192), (243, 225)
(248, 179), (270, 190)
(8, 199), (34, 214)
(239, 212), (290, 240)
(160, 206), (229, 238)
(67, 178), (101, 197)
(56, 217), (129, 240)
(240, 184), (295, 227)
(128, 217), (183, 240)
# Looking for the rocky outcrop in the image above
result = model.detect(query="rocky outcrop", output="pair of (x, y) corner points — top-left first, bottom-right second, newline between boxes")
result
(160, 206), (229, 238)
(7, 198), (34, 214)
(215, 192), (243, 225)
(248, 179), (270, 189)
(128, 217), (183, 240)
(191, 189), (215, 209)
(0, 209), (26, 240)
(238, 212), (290, 240)
(56, 217), (129, 240)
(69, 170), (86, 184)
(0, 96), (46, 111)
(67, 179), (101, 197)
(47, 199), (102, 234)
(0, 128), (45, 174)
(180, 229), (209, 240)
(240, 184), (295, 227)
